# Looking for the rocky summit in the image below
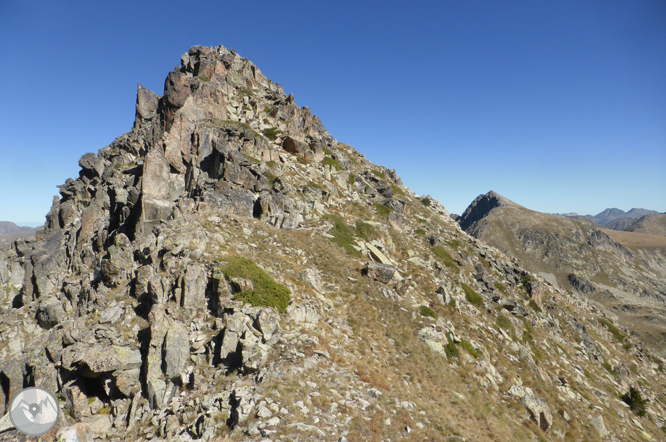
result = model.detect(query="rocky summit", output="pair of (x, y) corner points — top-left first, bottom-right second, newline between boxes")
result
(2, 45), (666, 441)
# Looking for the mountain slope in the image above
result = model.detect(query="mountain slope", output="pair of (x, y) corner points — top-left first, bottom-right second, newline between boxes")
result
(459, 191), (666, 353)
(1, 46), (666, 442)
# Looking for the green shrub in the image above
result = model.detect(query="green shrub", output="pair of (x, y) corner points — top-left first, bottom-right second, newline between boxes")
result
(494, 281), (507, 295)
(355, 220), (375, 240)
(519, 274), (532, 286)
(417, 218), (427, 224)
(415, 228), (426, 235)
(598, 318), (626, 343)
(371, 170), (385, 179)
(390, 184), (404, 196)
(460, 339), (482, 358)
(462, 284), (484, 308)
(323, 214), (361, 257)
(421, 197), (431, 206)
(297, 157), (308, 165)
(444, 334), (460, 360)
(520, 317), (535, 335)
(496, 315), (516, 338)
(374, 203), (393, 217)
(220, 257), (291, 313)
(262, 127), (282, 140)
(419, 305), (437, 318)
(622, 387), (647, 417)
(432, 246), (457, 269)
(448, 298), (457, 308)
(347, 174), (356, 186)
(602, 361), (614, 375)
(196, 76), (211, 82)
(322, 157), (343, 171)
(323, 147), (333, 156)
(266, 160), (278, 168)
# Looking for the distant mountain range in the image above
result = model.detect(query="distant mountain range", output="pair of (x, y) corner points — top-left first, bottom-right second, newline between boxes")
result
(550, 208), (664, 234)
(0, 221), (37, 244)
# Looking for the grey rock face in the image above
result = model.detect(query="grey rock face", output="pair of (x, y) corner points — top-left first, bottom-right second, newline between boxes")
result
(568, 273), (595, 294)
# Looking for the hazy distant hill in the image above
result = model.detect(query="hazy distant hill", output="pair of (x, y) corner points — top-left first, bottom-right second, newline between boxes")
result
(625, 213), (666, 238)
(0, 221), (37, 244)
(0, 221), (36, 235)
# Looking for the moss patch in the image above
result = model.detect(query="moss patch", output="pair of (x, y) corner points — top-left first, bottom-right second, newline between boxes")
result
(420, 305), (437, 318)
(355, 220), (376, 240)
(374, 203), (393, 217)
(324, 214), (361, 257)
(432, 246), (458, 269)
(219, 257), (291, 313)
(390, 184), (404, 196)
(371, 170), (385, 179)
(322, 157), (343, 171)
(496, 315), (516, 339)
(460, 339), (482, 358)
(462, 284), (484, 308)
(598, 318), (626, 343)
(262, 127), (282, 140)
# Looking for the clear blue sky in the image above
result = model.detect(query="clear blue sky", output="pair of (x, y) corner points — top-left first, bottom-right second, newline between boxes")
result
(1, 0), (664, 225)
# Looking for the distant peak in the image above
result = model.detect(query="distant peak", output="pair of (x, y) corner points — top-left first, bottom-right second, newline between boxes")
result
(458, 191), (520, 231)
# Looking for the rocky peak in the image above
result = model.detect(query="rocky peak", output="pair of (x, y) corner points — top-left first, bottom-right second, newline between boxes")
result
(458, 190), (520, 231)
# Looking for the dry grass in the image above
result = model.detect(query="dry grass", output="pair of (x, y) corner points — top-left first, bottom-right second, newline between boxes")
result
(601, 228), (666, 250)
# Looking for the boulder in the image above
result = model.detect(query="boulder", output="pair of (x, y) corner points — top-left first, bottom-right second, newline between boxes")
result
(36, 296), (66, 329)
(591, 415), (607, 439)
(163, 322), (189, 381)
(366, 262), (397, 284)
(282, 137), (308, 156)
(182, 264), (207, 309)
(135, 84), (159, 122)
(298, 268), (323, 292)
(521, 394), (552, 432)
(78, 153), (105, 178)
(57, 422), (93, 442)
(256, 308), (279, 341)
